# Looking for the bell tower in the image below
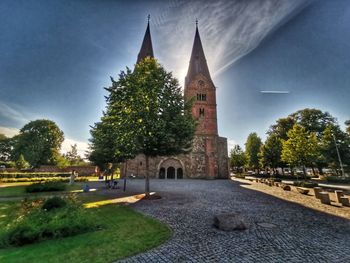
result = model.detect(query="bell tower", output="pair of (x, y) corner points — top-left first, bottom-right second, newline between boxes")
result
(184, 21), (220, 178)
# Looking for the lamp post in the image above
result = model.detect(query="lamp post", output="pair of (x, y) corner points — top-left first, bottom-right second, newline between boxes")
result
(332, 134), (345, 177)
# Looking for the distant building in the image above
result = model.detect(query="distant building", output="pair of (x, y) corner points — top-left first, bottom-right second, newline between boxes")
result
(123, 19), (228, 179)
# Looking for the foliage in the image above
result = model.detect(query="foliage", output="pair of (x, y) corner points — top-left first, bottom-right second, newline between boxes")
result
(281, 124), (319, 176)
(345, 120), (350, 135)
(0, 177), (90, 183)
(42, 197), (67, 211)
(293, 181), (318, 188)
(229, 145), (247, 170)
(15, 154), (30, 170)
(0, 203), (170, 263)
(325, 176), (350, 184)
(259, 133), (283, 169)
(89, 58), (196, 195)
(267, 116), (295, 140)
(25, 182), (67, 193)
(12, 119), (64, 167)
(245, 132), (262, 169)
(0, 133), (12, 162)
(64, 144), (84, 165)
(0, 197), (101, 247)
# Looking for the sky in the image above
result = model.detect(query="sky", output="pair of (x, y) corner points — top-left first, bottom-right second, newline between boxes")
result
(0, 0), (349, 156)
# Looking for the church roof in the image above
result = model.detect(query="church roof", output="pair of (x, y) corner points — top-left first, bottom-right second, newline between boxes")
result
(137, 17), (154, 64)
(185, 23), (213, 87)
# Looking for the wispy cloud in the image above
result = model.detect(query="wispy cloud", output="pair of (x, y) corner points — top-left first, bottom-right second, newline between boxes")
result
(0, 101), (29, 125)
(227, 138), (237, 155)
(151, 0), (313, 84)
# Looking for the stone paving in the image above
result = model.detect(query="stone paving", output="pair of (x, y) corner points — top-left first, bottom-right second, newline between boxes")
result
(117, 179), (350, 263)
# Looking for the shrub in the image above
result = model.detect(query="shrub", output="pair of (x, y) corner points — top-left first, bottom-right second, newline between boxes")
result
(325, 176), (350, 184)
(0, 196), (102, 247)
(42, 197), (67, 211)
(26, 182), (66, 193)
(0, 177), (90, 183)
(293, 181), (318, 188)
(234, 173), (245, 179)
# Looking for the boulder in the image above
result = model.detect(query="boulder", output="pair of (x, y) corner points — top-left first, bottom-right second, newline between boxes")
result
(214, 213), (247, 231)
(281, 184), (291, 191)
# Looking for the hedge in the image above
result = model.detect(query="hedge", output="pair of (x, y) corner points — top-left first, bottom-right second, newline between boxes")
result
(325, 176), (350, 184)
(0, 172), (96, 179)
(0, 177), (89, 183)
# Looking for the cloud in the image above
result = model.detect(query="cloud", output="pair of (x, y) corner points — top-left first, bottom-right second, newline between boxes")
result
(260, 90), (290, 94)
(151, 0), (313, 84)
(0, 101), (29, 125)
(0, 126), (19, 137)
(227, 138), (237, 154)
(61, 137), (89, 158)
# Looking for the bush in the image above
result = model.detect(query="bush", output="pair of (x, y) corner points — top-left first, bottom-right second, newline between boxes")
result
(325, 176), (350, 184)
(234, 173), (245, 179)
(293, 181), (318, 188)
(0, 196), (102, 247)
(26, 182), (67, 193)
(1, 177), (90, 183)
(42, 197), (67, 211)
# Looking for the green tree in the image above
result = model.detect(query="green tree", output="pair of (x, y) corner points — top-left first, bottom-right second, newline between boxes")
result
(0, 133), (12, 162)
(245, 133), (262, 171)
(89, 58), (196, 196)
(15, 154), (30, 170)
(281, 124), (319, 177)
(64, 144), (84, 165)
(12, 120), (64, 167)
(259, 133), (283, 173)
(229, 145), (246, 172)
(268, 117), (295, 140)
(345, 120), (350, 135)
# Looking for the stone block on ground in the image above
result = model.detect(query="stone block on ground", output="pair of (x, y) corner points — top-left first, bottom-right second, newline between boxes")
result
(335, 190), (344, 203)
(281, 184), (291, 191)
(214, 213), (247, 231)
(297, 187), (309, 195)
(340, 197), (350, 207)
(314, 187), (323, 199)
(319, 192), (331, 205)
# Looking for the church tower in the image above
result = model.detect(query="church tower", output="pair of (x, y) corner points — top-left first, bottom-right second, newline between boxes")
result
(137, 15), (154, 64)
(184, 22), (227, 179)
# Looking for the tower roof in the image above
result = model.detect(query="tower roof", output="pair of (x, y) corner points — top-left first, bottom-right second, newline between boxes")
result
(185, 22), (212, 86)
(137, 16), (154, 64)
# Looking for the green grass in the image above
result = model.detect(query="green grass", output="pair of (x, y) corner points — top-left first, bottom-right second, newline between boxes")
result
(0, 198), (171, 263)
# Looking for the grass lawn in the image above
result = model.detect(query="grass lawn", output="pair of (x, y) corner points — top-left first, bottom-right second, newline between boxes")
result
(0, 196), (171, 263)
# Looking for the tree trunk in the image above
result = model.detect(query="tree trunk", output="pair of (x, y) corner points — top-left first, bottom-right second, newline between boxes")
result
(145, 155), (150, 197)
(302, 165), (307, 179)
(311, 167), (316, 176)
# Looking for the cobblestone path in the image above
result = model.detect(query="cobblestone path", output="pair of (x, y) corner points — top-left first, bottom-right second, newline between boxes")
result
(118, 179), (350, 263)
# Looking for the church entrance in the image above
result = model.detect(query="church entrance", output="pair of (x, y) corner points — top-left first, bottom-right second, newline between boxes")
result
(167, 167), (175, 179)
(158, 158), (184, 179)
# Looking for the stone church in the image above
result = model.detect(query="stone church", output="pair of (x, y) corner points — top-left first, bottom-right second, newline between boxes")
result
(123, 20), (229, 179)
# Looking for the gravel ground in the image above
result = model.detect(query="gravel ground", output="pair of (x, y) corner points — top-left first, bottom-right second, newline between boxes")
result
(113, 179), (350, 263)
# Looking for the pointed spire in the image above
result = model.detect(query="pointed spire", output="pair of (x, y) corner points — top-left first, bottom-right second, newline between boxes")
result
(137, 15), (154, 64)
(185, 20), (212, 87)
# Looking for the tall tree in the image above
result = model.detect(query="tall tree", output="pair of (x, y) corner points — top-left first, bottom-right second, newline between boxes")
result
(89, 58), (196, 196)
(281, 124), (319, 177)
(245, 132), (262, 171)
(345, 120), (350, 135)
(65, 144), (84, 165)
(12, 120), (64, 167)
(229, 145), (247, 172)
(0, 134), (12, 162)
(259, 133), (283, 173)
(267, 117), (295, 140)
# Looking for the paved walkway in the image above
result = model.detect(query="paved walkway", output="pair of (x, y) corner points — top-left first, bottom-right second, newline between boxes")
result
(117, 179), (350, 263)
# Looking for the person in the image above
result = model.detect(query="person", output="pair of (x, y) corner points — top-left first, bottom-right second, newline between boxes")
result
(69, 170), (76, 185)
(104, 163), (113, 189)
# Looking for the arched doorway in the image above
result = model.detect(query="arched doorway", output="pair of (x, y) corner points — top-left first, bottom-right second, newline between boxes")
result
(177, 168), (183, 179)
(167, 167), (175, 179)
(159, 167), (165, 179)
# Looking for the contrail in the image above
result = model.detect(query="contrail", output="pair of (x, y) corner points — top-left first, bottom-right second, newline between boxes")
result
(260, 90), (290, 94)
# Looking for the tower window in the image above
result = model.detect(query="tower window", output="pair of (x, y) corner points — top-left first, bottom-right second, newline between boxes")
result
(199, 108), (205, 117)
(197, 94), (207, 101)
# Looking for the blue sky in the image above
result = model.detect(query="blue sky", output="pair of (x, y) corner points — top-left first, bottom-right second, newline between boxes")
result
(0, 0), (349, 155)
